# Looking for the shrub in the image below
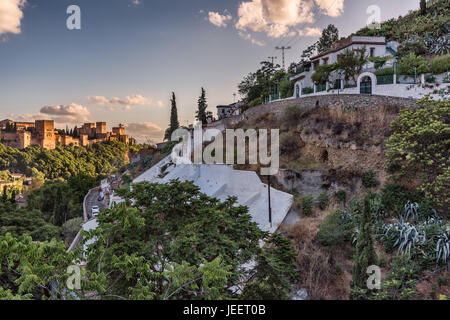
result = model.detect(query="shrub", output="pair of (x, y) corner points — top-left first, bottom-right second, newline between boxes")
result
(334, 190), (347, 205)
(375, 67), (394, 76)
(317, 209), (353, 247)
(381, 183), (414, 216)
(280, 133), (300, 155)
(302, 87), (314, 95)
(398, 52), (430, 75)
(279, 79), (294, 99)
(249, 97), (263, 107)
(396, 41), (428, 58)
(362, 169), (378, 188)
(430, 54), (450, 75)
(282, 106), (305, 126)
(316, 191), (329, 210)
(301, 196), (314, 216)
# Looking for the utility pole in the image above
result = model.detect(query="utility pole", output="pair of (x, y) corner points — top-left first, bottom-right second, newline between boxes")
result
(268, 175), (272, 229)
(275, 46), (291, 70)
(233, 93), (236, 102)
(268, 56), (277, 65)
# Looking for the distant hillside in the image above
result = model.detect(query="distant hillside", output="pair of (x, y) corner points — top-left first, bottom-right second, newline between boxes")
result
(355, 0), (449, 45)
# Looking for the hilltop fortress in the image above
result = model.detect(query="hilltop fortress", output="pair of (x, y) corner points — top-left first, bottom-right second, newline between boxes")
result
(0, 119), (134, 150)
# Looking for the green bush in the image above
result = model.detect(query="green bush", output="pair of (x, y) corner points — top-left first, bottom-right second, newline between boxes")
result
(430, 54), (450, 75)
(316, 191), (329, 210)
(398, 52), (430, 75)
(317, 209), (353, 247)
(362, 169), (378, 188)
(302, 87), (314, 95)
(282, 106), (305, 126)
(334, 190), (347, 205)
(249, 97), (263, 107)
(375, 67), (394, 76)
(301, 195), (314, 216)
(279, 79), (294, 99)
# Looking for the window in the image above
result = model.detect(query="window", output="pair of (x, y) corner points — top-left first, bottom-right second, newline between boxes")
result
(370, 47), (375, 57)
(322, 57), (329, 65)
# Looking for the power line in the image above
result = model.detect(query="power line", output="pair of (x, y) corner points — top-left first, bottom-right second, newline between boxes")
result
(275, 46), (291, 70)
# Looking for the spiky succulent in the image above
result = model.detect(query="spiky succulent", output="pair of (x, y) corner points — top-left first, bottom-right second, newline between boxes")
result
(403, 200), (420, 221)
(381, 218), (426, 255)
(436, 228), (450, 264)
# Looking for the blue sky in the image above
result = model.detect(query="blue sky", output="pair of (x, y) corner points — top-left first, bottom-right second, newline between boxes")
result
(0, 0), (420, 143)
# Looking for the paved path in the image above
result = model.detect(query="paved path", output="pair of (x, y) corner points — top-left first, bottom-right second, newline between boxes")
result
(84, 188), (106, 220)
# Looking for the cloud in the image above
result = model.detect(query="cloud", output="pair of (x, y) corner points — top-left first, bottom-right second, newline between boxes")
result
(314, 0), (344, 17)
(11, 103), (91, 126)
(208, 11), (232, 28)
(88, 94), (160, 110)
(238, 31), (265, 46)
(39, 103), (91, 124)
(0, 0), (26, 37)
(234, 0), (344, 38)
(298, 26), (322, 37)
(130, 0), (142, 6)
(124, 122), (165, 144)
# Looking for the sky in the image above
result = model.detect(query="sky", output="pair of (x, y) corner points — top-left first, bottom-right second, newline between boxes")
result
(0, 0), (420, 143)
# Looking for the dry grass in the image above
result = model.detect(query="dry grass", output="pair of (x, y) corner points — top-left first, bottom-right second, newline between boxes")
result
(283, 212), (353, 300)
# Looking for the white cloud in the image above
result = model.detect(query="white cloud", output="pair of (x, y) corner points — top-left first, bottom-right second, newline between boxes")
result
(314, 0), (344, 17)
(234, 0), (344, 38)
(208, 11), (232, 28)
(238, 31), (265, 46)
(235, 0), (315, 38)
(124, 122), (165, 144)
(298, 26), (322, 37)
(88, 94), (161, 110)
(40, 103), (91, 124)
(0, 0), (26, 36)
(130, 0), (142, 6)
(12, 103), (91, 126)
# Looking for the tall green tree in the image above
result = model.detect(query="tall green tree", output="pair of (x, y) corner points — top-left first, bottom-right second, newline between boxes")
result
(351, 196), (377, 298)
(337, 47), (367, 81)
(317, 24), (339, 54)
(420, 0), (427, 15)
(80, 180), (299, 300)
(164, 92), (180, 141)
(195, 87), (210, 125)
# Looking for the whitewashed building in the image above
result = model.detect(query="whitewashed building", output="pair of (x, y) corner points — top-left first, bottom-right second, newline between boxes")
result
(291, 36), (401, 98)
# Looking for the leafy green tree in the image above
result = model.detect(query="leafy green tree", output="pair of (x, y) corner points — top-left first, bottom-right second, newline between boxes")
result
(398, 52), (429, 75)
(0, 233), (74, 299)
(311, 63), (339, 85)
(337, 48), (367, 81)
(238, 60), (280, 102)
(317, 24), (339, 54)
(387, 96), (449, 213)
(80, 180), (299, 300)
(164, 92), (180, 141)
(351, 196), (377, 299)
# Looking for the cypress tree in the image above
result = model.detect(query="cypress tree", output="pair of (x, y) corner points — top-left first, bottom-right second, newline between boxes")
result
(420, 0), (426, 15)
(164, 92), (180, 140)
(195, 87), (208, 125)
(351, 196), (377, 291)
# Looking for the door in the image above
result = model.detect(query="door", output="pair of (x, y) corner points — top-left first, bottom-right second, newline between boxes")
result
(295, 84), (300, 98)
(360, 76), (372, 94)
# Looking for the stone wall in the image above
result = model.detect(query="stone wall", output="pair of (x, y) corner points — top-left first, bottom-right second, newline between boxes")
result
(208, 94), (418, 130)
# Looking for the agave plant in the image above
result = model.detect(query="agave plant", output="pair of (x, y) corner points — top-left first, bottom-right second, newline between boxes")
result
(429, 35), (450, 55)
(381, 218), (426, 255)
(403, 200), (420, 221)
(436, 228), (450, 264)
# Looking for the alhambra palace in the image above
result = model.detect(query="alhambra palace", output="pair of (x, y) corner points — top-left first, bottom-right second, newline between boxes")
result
(0, 119), (134, 150)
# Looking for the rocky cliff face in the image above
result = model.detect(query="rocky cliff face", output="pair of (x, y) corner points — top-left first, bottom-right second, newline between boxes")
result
(213, 95), (417, 203)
